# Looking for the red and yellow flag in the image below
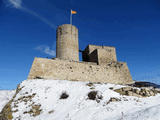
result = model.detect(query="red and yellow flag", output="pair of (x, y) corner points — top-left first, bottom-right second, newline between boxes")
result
(71, 10), (77, 14)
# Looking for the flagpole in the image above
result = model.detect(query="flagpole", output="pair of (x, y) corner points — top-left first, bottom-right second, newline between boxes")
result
(70, 9), (72, 25)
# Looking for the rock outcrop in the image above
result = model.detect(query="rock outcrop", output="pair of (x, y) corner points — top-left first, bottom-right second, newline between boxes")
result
(114, 87), (160, 97)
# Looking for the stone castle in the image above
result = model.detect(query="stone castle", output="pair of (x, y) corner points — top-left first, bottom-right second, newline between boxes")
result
(28, 24), (133, 84)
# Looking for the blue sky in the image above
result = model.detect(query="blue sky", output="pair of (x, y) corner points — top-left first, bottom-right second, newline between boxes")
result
(0, 0), (160, 89)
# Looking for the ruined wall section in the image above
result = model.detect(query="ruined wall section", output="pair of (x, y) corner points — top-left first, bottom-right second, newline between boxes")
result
(28, 58), (133, 85)
(97, 49), (117, 65)
(82, 45), (117, 64)
(56, 24), (79, 61)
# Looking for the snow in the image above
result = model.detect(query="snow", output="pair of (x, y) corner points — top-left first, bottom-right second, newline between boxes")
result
(123, 104), (160, 120)
(0, 90), (15, 112)
(0, 79), (160, 120)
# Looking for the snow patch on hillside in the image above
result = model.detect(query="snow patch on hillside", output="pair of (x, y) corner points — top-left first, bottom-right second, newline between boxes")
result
(1, 79), (160, 120)
(0, 90), (15, 111)
(124, 104), (160, 120)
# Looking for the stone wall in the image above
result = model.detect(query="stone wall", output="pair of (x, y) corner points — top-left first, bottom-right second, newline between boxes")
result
(82, 45), (117, 64)
(88, 45), (116, 55)
(28, 57), (133, 85)
(88, 50), (98, 63)
(97, 49), (117, 65)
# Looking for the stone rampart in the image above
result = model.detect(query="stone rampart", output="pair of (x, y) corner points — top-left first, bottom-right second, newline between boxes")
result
(28, 57), (133, 85)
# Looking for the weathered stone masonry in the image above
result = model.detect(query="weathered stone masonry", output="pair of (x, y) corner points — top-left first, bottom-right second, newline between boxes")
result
(28, 58), (133, 84)
(56, 24), (79, 61)
(28, 24), (133, 84)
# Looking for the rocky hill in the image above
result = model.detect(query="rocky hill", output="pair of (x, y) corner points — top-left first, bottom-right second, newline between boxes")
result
(0, 90), (15, 112)
(0, 79), (160, 120)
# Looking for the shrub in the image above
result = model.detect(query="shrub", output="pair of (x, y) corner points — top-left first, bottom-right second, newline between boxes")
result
(34, 76), (43, 79)
(109, 87), (114, 90)
(60, 92), (69, 99)
(86, 82), (94, 87)
(88, 91), (98, 100)
(88, 91), (103, 102)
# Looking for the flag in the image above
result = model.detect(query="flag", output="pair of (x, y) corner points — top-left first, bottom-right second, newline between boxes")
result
(71, 10), (77, 14)
(70, 10), (77, 25)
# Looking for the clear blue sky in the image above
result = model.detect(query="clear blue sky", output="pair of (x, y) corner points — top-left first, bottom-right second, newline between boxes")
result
(0, 0), (160, 89)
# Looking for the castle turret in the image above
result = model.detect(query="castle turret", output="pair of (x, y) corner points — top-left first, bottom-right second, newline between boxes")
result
(56, 24), (79, 61)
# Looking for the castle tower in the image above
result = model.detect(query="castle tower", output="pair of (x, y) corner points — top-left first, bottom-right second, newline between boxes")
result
(56, 24), (79, 61)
